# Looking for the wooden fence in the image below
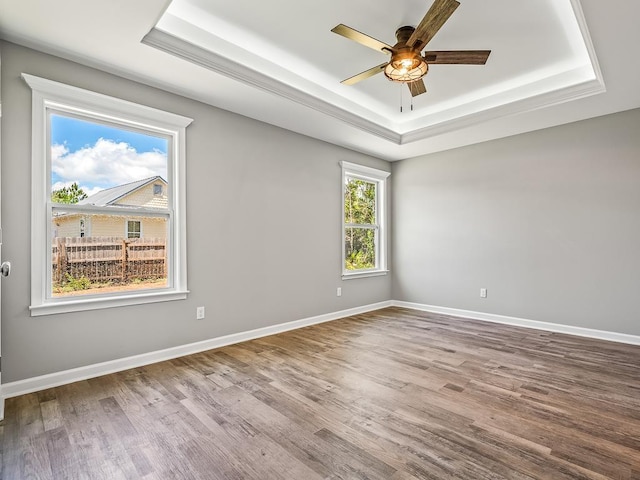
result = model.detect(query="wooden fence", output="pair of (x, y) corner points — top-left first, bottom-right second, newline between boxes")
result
(53, 236), (166, 285)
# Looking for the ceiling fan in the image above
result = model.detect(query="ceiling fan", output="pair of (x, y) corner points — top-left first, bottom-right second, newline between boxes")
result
(331, 0), (491, 97)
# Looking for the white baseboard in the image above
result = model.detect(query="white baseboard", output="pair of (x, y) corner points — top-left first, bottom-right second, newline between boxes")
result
(1, 300), (392, 400)
(4, 298), (638, 401)
(392, 300), (640, 346)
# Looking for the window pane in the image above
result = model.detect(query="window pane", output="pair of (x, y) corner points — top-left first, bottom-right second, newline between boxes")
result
(345, 227), (376, 270)
(127, 220), (141, 238)
(344, 177), (376, 225)
(50, 113), (169, 210)
(52, 213), (168, 297)
(49, 113), (171, 298)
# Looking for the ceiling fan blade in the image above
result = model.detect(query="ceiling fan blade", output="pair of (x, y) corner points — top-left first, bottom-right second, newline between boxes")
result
(331, 24), (394, 54)
(341, 63), (388, 85)
(407, 0), (460, 51)
(408, 79), (427, 97)
(423, 50), (491, 64)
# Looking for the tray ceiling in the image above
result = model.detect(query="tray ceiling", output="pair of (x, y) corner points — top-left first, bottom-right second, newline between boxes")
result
(1, 0), (638, 160)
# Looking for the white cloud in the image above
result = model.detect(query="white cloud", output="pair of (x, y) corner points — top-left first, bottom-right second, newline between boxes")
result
(51, 143), (69, 160)
(83, 185), (105, 197)
(51, 138), (167, 188)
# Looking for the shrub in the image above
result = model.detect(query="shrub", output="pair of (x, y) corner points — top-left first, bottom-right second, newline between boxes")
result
(63, 273), (91, 291)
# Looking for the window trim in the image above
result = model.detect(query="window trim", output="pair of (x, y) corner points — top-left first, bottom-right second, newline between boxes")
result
(126, 219), (142, 239)
(340, 161), (390, 279)
(23, 73), (193, 316)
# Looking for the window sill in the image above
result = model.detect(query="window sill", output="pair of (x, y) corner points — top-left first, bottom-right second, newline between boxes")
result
(342, 270), (389, 280)
(29, 289), (189, 316)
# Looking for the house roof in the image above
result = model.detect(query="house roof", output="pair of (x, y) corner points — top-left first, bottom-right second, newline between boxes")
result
(79, 176), (167, 207)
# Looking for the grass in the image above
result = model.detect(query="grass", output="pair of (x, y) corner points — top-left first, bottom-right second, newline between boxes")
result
(53, 277), (167, 297)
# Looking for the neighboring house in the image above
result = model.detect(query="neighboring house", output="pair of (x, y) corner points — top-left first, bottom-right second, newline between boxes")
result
(53, 176), (168, 239)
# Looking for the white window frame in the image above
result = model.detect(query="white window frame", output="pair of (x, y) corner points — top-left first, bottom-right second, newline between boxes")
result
(23, 73), (193, 316)
(126, 219), (142, 239)
(340, 161), (390, 279)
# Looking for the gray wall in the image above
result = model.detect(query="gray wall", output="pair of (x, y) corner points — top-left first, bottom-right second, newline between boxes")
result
(392, 108), (640, 336)
(0, 42), (391, 383)
(3, 39), (638, 385)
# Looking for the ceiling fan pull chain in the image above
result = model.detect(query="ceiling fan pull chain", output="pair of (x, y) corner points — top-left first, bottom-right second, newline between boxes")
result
(411, 93), (414, 112)
(400, 84), (403, 113)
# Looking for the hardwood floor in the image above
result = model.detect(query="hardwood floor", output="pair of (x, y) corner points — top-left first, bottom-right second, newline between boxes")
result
(2, 307), (639, 479)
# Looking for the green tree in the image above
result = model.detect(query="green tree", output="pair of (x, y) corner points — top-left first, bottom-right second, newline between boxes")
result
(51, 182), (88, 204)
(344, 178), (376, 270)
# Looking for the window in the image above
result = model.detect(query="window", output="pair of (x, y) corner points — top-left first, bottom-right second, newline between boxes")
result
(341, 162), (390, 278)
(24, 73), (193, 316)
(127, 220), (142, 238)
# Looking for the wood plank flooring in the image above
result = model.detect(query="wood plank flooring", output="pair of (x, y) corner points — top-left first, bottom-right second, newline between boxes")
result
(2, 307), (639, 479)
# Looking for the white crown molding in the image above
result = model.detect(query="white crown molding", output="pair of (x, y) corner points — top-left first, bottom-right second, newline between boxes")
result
(400, 77), (605, 144)
(392, 301), (640, 346)
(142, 0), (605, 147)
(402, 0), (606, 144)
(141, 28), (401, 144)
(570, 0), (605, 87)
(1, 300), (392, 400)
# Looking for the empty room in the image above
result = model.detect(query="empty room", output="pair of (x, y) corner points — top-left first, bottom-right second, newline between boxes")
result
(0, 0), (639, 478)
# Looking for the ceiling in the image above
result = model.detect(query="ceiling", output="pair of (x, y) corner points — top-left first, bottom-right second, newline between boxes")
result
(0, 0), (638, 161)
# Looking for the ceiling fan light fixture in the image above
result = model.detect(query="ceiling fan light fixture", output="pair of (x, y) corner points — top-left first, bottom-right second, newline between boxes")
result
(332, 0), (490, 96)
(384, 51), (428, 83)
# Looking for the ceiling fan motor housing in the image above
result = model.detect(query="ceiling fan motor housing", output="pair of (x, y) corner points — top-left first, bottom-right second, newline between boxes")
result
(395, 26), (416, 45)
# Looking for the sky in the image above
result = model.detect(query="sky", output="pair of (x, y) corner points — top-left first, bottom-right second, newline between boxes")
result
(50, 114), (169, 197)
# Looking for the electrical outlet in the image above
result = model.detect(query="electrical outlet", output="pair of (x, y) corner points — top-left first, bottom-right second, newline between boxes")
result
(337, 287), (342, 297)
(480, 288), (487, 298)
(196, 306), (205, 319)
